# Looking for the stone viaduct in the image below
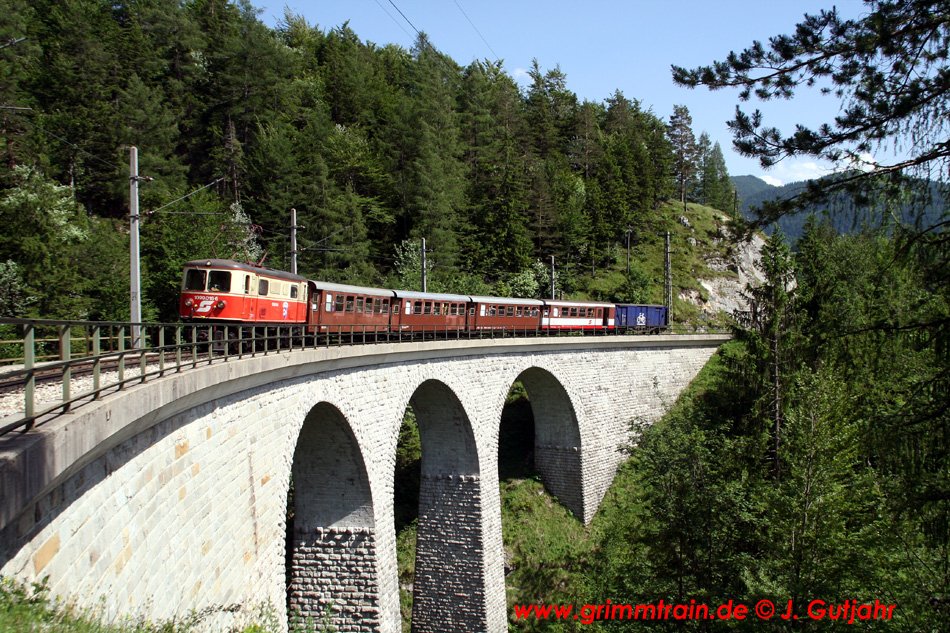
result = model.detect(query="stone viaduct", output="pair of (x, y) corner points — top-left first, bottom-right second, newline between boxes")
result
(0, 334), (728, 632)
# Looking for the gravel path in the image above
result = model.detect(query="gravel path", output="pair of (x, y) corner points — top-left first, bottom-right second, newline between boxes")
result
(0, 361), (170, 422)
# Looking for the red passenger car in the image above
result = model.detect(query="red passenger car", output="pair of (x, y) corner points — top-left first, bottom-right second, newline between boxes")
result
(179, 259), (308, 324)
(542, 300), (615, 331)
(470, 296), (544, 332)
(307, 281), (395, 333)
(393, 290), (470, 333)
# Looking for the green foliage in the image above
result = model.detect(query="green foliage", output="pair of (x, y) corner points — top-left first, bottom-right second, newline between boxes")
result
(585, 222), (948, 630)
(0, 166), (95, 318)
(0, 2), (701, 320)
(0, 260), (35, 317)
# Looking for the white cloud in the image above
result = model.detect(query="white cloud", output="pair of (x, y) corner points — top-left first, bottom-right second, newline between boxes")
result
(759, 160), (834, 185)
(758, 153), (878, 186)
(512, 67), (530, 83)
(838, 152), (878, 173)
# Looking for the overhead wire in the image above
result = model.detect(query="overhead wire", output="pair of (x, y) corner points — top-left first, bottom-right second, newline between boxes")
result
(386, 0), (421, 38)
(453, 0), (501, 64)
(145, 178), (225, 216)
(39, 126), (120, 173)
(372, 0), (412, 39)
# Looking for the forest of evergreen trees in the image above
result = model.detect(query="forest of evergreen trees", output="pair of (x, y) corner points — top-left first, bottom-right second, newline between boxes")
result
(0, 0), (734, 323)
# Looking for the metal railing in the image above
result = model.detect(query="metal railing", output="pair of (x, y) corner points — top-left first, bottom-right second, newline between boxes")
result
(0, 318), (727, 436)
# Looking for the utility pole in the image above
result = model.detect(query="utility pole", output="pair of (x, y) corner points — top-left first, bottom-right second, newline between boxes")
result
(290, 208), (298, 274)
(550, 255), (555, 300)
(129, 146), (142, 348)
(421, 238), (427, 292)
(624, 226), (633, 276)
(664, 231), (672, 324)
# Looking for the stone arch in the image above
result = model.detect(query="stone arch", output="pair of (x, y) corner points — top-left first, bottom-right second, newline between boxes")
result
(287, 401), (379, 632)
(406, 379), (486, 632)
(510, 367), (585, 519)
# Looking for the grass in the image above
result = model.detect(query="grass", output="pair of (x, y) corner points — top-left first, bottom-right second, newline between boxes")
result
(0, 576), (315, 633)
(0, 576), (250, 633)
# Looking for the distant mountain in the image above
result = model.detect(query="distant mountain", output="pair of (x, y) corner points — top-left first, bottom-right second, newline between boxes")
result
(732, 175), (778, 201)
(731, 174), (944, 243)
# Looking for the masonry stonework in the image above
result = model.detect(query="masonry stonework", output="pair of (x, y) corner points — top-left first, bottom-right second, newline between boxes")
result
(0, 337), (726, 633)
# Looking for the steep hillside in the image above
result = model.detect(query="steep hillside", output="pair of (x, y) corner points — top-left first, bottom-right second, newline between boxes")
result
(591, 199), (764, 326)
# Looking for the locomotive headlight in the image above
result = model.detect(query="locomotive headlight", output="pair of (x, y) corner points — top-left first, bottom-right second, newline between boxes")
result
(184, 298), (193, 307)
(216, 300), (227, 309)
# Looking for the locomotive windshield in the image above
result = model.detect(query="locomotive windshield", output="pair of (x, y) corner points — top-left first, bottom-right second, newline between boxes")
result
(183, 268), (231, 292)
(208, 271), (231, 291)
(184, 269), (205, 291)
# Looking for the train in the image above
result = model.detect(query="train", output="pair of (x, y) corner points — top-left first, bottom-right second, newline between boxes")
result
(178, 258), (669, 336)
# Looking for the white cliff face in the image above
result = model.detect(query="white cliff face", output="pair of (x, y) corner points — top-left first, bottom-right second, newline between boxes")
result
(680, 216), (766, 317)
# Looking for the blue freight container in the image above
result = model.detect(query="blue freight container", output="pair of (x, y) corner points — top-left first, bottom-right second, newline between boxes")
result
(615, 304), (668, 331)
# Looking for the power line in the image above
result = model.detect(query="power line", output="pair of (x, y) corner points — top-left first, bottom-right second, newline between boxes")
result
(453, 0), (500, 64)
(372, 0), (412, 39)
(386, 0), (421, 38)
(39, 126), (119, 172)
(145, 177), (224, 216)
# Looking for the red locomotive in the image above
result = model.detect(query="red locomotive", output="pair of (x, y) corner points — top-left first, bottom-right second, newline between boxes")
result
(179, 259), (617, 335)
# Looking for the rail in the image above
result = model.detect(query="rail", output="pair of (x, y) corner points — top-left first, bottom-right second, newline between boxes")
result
(0, 318), (728, 436)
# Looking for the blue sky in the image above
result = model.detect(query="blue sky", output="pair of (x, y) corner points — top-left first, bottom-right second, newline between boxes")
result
(256, 0), (870, 186)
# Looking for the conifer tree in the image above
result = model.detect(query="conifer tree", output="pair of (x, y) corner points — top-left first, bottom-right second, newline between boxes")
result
(667, 105), (698, 207)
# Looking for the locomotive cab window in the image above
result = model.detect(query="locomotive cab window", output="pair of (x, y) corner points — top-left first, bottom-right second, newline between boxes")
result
(290, 286), (298, 299)
(258, 279), (269, 296)
(184, 269), (206, 291)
